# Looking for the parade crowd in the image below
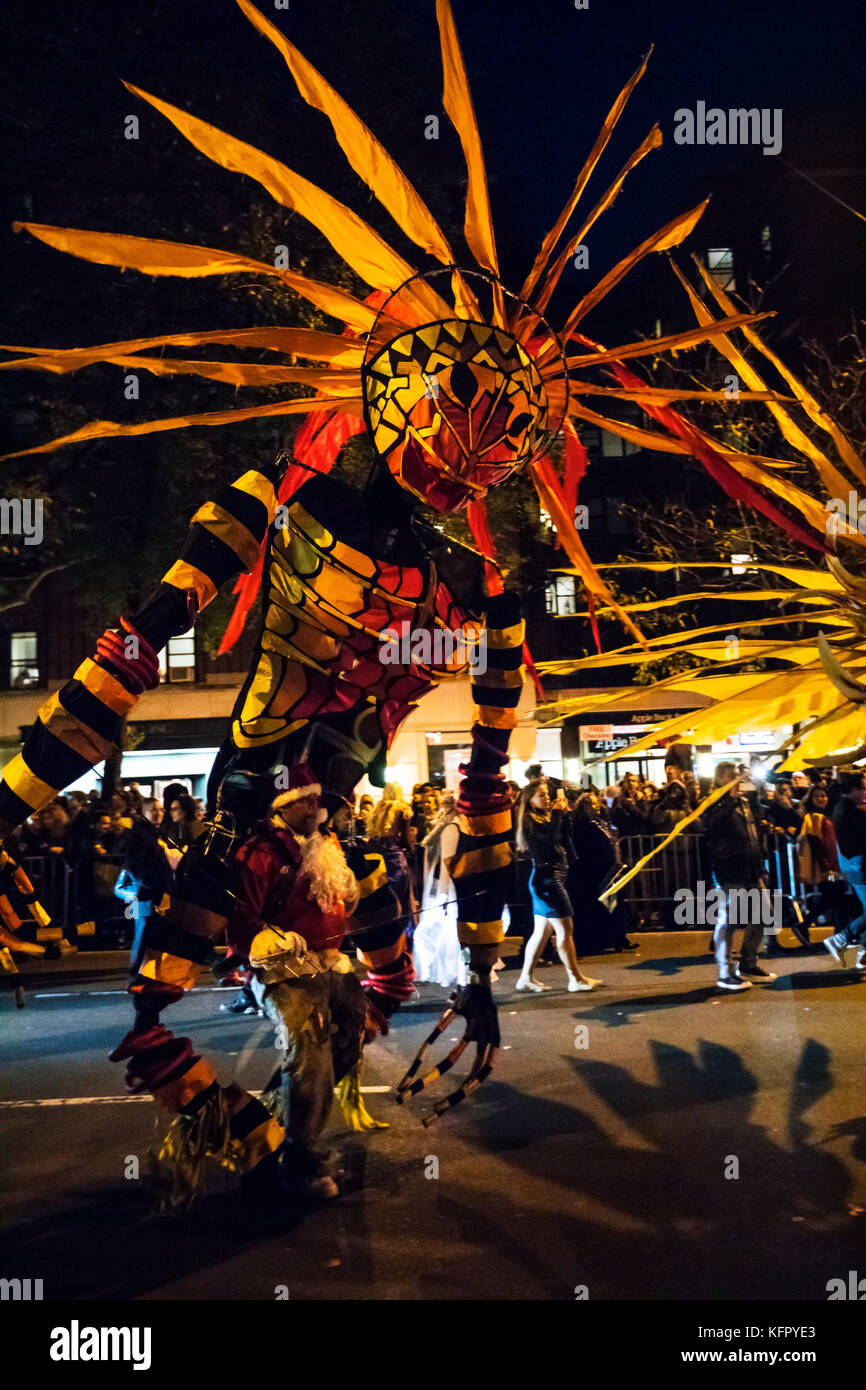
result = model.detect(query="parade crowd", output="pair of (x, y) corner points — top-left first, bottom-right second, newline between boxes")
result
(11, 750), (866, 996)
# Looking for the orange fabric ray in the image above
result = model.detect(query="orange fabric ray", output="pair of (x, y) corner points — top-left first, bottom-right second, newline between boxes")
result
(2, 353), (361, 393)
(558, 199), (709, 340)
(435, 0), (500, 290)
(0, 396), (363, 462)
(0, 326), (366, 372)
(686, 256), (866, 489)
(521, 47), (654, 302)
(532, 123), (664, 317)
(545, 311), (775, 375)
(235, 0), (462, 275)
(570, 383), (790, 404)
(122, 83), (449, 323)
(13, 221), (380, 333)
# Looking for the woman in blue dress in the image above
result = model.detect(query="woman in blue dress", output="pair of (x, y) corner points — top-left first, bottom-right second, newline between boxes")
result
(515, 780), (603, 993)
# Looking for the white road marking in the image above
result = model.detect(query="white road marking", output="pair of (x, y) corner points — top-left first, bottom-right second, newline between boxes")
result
(0, 1086), (392, 1108)
(33, 987), (236, 998)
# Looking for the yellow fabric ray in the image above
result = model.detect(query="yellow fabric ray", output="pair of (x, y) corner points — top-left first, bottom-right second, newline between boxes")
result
(687, 256), (866, 488)
(0, 327), (365, 372)
(599, 777), (739, 900)
(533, 124), (663, 316)
(568, 401), (693, 454)
(435, 0), (500, 289)
(521, 49), (654, 302)
(536, 616), (850, 699)
(0, 395), (363, 462)
(122, 82), (448, 323)
(776, 703), (864, 766)
(13, 221), (380, 333)
(4, 353), (361, 393)
(671, 258), (856, 499)
(593, 561), (843, 592)
(574, 587), (839, 619)
(537, 638), (825, 674)
(546, 311), (775, 374)
(551, 664), (842, 751)
(558, 200), (709, 341)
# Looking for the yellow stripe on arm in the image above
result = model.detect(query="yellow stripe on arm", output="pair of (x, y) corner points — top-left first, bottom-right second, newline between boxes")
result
(161, 560), (218, 611)
(190, 500), (263, 572)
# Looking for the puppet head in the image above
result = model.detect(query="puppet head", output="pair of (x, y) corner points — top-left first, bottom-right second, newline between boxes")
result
(361, 269), (567, 513)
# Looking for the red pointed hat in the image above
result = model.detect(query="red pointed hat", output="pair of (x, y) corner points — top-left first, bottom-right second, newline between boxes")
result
(271, 762), (322, 811)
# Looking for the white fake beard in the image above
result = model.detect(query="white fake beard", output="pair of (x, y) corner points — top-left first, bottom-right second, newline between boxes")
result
(294, 832), (359, 915)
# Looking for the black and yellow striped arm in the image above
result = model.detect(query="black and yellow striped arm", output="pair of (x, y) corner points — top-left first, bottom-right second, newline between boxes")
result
(0, 459), (282, 836)
(451, 591), (524, 950)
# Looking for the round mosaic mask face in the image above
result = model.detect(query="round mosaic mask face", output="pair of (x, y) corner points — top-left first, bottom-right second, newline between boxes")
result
(362, 317), (552, 513)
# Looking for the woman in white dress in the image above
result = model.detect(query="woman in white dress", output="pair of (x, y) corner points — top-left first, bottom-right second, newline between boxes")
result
(413, 794), (468, 988)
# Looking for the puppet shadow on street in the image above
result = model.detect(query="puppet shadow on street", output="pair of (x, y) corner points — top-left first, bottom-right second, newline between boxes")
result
(452, 1037), (865, 1299)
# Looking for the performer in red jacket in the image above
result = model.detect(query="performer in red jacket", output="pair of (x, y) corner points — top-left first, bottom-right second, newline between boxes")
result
(229, 764), (370, 1200)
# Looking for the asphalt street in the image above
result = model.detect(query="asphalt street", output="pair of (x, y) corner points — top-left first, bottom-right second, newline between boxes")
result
(1, 932), (864, 1301)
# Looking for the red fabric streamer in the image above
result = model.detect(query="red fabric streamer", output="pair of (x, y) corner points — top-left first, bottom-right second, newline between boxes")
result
(587, 593), (602, 655)
(560, 420), (589, 543)
(466, 497), (503, 596)
(609, 360), (825, 553)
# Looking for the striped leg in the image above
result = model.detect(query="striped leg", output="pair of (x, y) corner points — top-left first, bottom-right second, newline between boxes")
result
(395, 594), (522, 1122)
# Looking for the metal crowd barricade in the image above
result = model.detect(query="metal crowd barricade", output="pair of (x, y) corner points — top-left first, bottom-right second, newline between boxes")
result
(74, 851), (128, 945)
(18, 851), (129, 947)
(614, 830), (806, 928)
(20, 854), (71, 946)
(614, 832), (706, 926)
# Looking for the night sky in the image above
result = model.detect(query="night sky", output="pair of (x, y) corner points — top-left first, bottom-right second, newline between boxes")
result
(2, 0), (863, 328)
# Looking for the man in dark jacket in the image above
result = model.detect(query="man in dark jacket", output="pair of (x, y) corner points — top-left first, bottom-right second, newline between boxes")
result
(827, 771), (866, 969)
(703, 761), (777, 991)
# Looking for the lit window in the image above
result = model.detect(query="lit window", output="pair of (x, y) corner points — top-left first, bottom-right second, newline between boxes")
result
(158, 633), (196, 683)
(706, 247), (736, 291)
(546, 575), (579, 617)
(10, 631), (39, 688)
(730, 552), (757, 575)
(601, 430), (639, 457)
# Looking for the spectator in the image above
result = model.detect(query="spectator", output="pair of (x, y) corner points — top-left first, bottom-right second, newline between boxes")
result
(825, 772), (866, 970)
(648, 780), (690, 833)
(414, 792), (465, 988)
(367, 787), (418, 944)
(118, 798), (174, 972)
(515, 780), (602, 992)
(36, 802), (70, 855)
(768, 782), (803, 839)
(610, 772), (647, 837)
(567, 790), (638, 954)
(165, 792), (206, 848)
(797, 784), (844, 947)
(702, 761), (777, 991)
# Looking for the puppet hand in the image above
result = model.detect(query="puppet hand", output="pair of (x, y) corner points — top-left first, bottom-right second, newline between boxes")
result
(450, 977), (501, 1050)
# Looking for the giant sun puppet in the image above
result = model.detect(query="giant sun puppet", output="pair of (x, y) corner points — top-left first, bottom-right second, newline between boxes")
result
(1, 0), (860, 1174)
